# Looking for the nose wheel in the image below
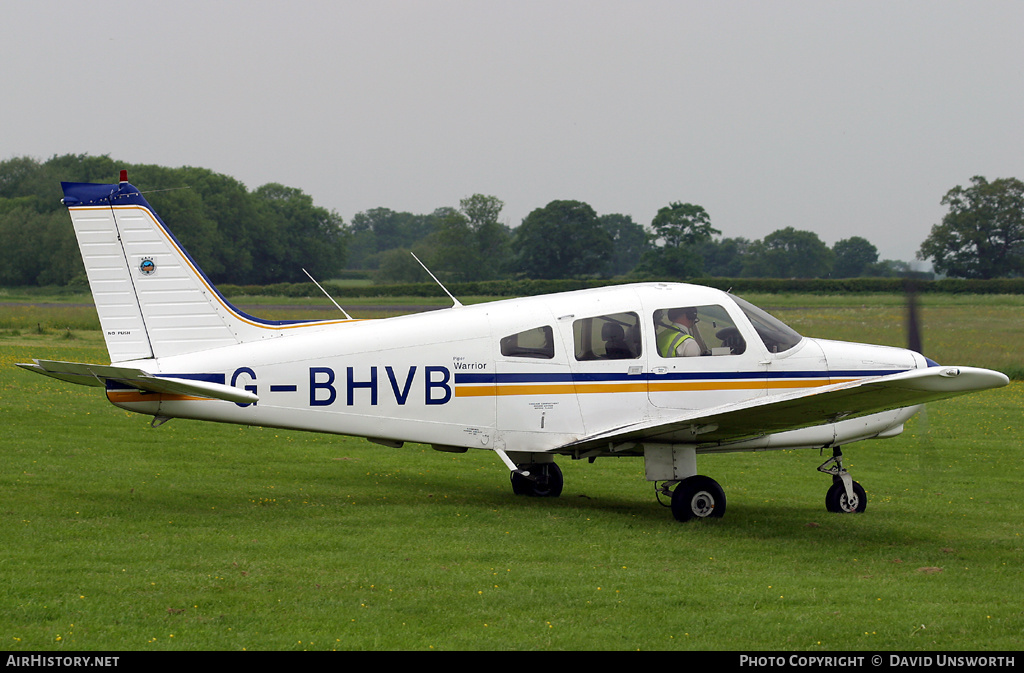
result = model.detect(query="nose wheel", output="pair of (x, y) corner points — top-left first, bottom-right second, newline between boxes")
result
(818, 447), (867, 514)
(825, 480), (867, 513)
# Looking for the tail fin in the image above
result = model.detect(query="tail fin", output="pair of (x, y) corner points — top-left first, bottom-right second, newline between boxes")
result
(62, 173), (340, 363)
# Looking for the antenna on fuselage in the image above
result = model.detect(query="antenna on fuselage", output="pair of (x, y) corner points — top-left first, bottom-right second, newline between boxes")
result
(302, 268), (353, 320)
(411, 252), (463, 308)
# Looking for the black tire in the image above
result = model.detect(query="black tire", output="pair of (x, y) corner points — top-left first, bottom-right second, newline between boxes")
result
(671, 475), (726, 522)
(510, 470), (531, 495)
(825, 481), (867, 513)
(510, 462), (563, 497)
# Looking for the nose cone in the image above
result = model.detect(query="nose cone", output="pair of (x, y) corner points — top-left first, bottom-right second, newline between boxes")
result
(812, 338), (927, 376)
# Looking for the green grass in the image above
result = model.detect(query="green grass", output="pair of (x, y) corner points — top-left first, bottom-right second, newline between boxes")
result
(2, 298), (1023, 651)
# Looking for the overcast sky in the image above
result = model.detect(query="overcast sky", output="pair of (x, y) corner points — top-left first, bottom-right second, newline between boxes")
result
(3, 1), (1023, 265)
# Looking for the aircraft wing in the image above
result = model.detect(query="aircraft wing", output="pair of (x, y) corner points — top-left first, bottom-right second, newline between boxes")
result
(16, 359), (259, 405)
(562, 365), (1008, 452)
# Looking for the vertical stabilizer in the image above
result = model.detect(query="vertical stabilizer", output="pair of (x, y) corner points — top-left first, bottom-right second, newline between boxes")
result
(61, 176), (345, 363)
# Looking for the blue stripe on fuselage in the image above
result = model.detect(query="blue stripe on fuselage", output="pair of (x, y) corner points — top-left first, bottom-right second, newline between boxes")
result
(454, 369), (907, 385)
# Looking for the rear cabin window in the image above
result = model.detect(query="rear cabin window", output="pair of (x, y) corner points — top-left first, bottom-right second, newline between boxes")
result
(573, 312), (641, 361)
(500, 325), (555, 359)
(653, 304), (746, 357)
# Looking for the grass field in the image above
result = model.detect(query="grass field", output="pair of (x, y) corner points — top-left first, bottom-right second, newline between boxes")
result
(1, 294), (1022, 651)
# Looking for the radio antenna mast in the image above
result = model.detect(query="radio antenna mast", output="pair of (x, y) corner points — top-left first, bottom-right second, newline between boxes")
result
(302, 268), (353, 320)
(411, 252), (463, 308)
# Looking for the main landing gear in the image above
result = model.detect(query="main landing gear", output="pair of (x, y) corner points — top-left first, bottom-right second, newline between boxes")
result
(510, 462), (564, 498)
(668, 476), (727, 522)
(655, 476), (727, 522)
(497, 447), (866, 520)
(818, 446), (867, 513)
(494, 449), (565, 498)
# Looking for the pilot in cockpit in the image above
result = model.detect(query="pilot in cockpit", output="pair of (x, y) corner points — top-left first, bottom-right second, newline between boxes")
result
(657, 307), (702, 357)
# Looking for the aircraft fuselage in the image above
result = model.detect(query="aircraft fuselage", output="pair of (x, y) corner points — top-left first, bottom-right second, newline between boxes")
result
(106, 283), (927, 458)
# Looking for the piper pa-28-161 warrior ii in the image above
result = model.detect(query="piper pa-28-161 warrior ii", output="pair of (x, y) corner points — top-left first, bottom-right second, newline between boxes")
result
(18, 173), (1010, 522)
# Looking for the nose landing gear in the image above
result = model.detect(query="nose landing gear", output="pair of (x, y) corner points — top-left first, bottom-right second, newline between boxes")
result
(818, 447), (867, 513)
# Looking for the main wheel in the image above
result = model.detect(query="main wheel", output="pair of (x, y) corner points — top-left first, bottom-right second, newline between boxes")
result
(671, 475), (726, 522)
(510, 462), (563, 497)
(825, 481), (867, 513)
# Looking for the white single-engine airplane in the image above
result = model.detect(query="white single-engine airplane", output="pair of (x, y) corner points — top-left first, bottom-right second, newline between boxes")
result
(18, 173), (1010, 522)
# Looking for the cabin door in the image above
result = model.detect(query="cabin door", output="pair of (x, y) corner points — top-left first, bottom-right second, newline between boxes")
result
(645, 301), (769, 411)
(561, 306), (650, 437)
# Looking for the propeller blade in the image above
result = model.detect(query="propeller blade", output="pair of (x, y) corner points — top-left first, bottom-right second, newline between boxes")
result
(904, 278), (923, 355)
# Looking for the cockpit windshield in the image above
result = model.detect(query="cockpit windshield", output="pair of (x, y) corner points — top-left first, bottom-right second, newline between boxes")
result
(731, 295), (803, 353)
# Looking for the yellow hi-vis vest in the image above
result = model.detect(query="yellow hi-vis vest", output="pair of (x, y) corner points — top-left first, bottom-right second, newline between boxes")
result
(657, 327), (693, 357)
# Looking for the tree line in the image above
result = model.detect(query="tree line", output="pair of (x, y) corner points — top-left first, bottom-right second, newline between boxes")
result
(0, 155), (346, 286)
(344, 198), (923, 283)
(1, 155), (1021, 287)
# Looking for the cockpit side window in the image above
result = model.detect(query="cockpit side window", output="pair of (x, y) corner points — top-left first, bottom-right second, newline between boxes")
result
(573, 312), (641, 361)
(500, 325), (555, 359)
(730, 295), (803, 353)
(654, 304), (746, 357)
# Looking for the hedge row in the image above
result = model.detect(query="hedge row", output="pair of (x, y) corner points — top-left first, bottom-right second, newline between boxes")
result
(217, 277), (1024, 299)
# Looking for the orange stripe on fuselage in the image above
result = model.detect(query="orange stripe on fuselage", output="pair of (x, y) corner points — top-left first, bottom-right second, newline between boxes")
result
(106, 391), (208, 404)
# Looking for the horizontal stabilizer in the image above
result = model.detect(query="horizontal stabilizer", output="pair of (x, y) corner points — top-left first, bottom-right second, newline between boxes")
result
(16, 359), (258, 404)
(562, 365), (1009, 452)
